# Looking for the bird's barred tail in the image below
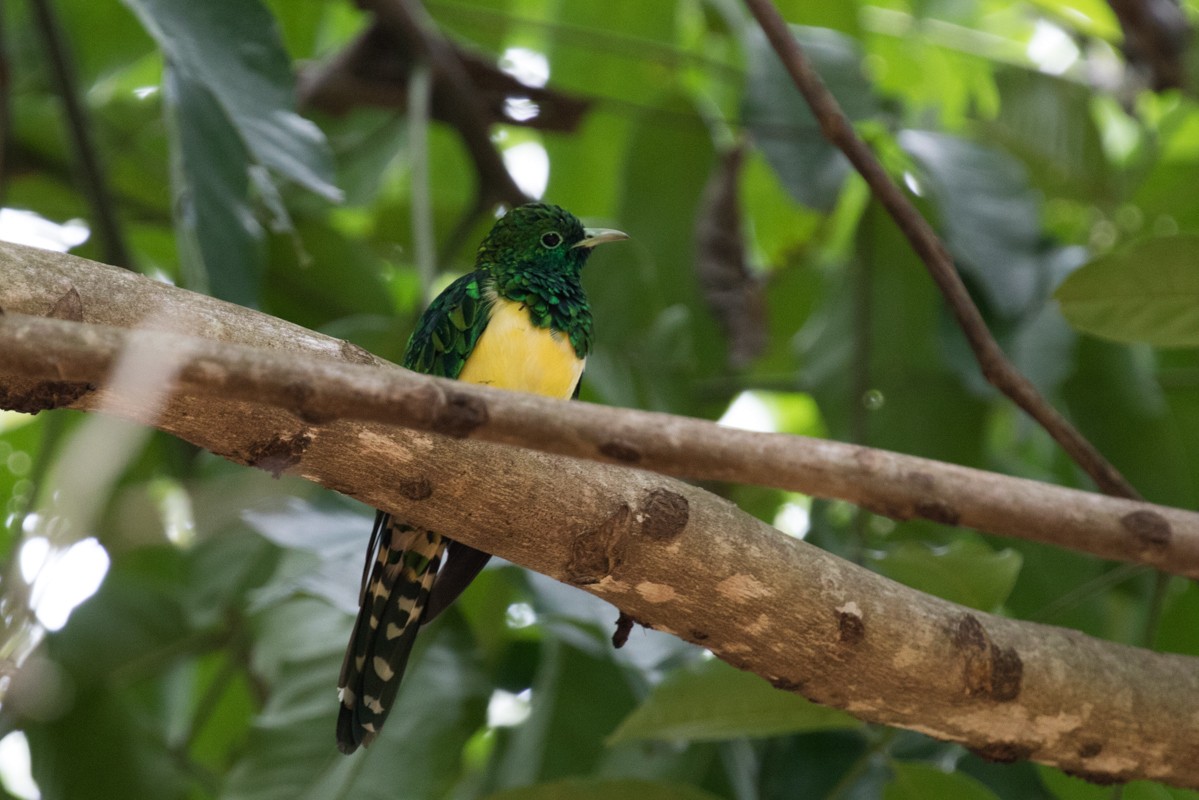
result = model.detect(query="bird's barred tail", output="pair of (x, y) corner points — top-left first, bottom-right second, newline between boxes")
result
(336, 512), (444, 754)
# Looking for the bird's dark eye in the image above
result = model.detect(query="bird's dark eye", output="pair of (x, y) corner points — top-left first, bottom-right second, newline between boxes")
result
(540, 231), (563, 249)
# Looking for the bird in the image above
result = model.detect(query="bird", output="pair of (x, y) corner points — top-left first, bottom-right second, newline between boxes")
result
(336, 203), (628, 754)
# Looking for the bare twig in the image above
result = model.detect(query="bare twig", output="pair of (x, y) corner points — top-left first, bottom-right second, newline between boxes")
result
(743, 0), (1140, 501)
(0, 0), (10, 206)
(299, 20), (591, 132)
(30, 0), (130, 268)
(358, 0), (528, 210)
(1, 246), (1198, 786)
(1106, 0), (1190, 91)
(408, 62), (436, 307)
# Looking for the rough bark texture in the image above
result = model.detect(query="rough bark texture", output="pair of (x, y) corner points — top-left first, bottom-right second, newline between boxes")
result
(3, 243), (1199, 787)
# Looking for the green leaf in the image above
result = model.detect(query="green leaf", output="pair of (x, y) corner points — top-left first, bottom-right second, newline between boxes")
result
(1029, 0), (1120, 40)
(608, 660), (859, 744)
(1133, 161), (1199, 235)
(485, 778), (725, 800)
(866, 28), (999, 130)
(24, 547), (199, 800)
(1035, 765), (1114, 800)
(773, 0), (862, 37)
(226, 605), (488, 800)
(163, 66), (263, 304)
(868, 535), (1023, 612)
(886, 762), (1002, 800)
(800, 204), (990, 468)
(1041, 763), (1199, 800)
(495, 638), (641, 788)
(899, 130), (1048, 318)
(538, 1), (676, 214)
(1055, 236), (1199, 347)
(743, 26), (878, 211)
(957, 752), (1057, 800)
(242, 499), (367, 615)
(590, 90), (721, 415)
(263, 220), (394, 330)
(121, 0), (340, 201)
(977, 68), (1110, 201)
(1061, 338), (1196, 509)
(0, 412), (44, 563)
(1156, 574), (1199, 657)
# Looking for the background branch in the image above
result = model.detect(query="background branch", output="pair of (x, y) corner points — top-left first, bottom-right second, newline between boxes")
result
(1, 244), (1198, 787)
(30, 0), (130, 268)
(358, 0), (529, 211)
(1106, 0), (1190, 91)
(743, 0), (1140, 502)
(298, 20), (590, 133)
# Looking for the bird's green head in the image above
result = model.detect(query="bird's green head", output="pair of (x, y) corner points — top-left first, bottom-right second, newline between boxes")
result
(476, 203), (627, 276)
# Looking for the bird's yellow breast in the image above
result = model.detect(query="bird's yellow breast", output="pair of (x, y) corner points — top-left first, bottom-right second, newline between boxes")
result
(457, 297), (585, 399)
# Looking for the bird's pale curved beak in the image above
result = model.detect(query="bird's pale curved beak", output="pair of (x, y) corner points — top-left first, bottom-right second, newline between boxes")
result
(574, 227), (630, 249)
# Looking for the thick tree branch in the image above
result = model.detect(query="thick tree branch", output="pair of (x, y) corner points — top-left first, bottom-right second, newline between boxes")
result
(743, 0), (1140, 501)
(0, 241), (1196, 576)
(2, 244), (1199, 786)
(3, 311), (1199, 580)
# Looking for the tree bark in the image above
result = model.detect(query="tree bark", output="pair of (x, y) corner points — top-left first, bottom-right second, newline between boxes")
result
(2, 242), (1199, 788)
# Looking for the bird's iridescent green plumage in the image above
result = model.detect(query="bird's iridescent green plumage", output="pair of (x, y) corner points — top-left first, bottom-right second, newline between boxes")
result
(401, 273), (488, 378)
(337, 203), (622, 754)
(403, 203), (596, 376)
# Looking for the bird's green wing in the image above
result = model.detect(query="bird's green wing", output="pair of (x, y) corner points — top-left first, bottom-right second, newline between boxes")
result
(402, 271), (492, 378)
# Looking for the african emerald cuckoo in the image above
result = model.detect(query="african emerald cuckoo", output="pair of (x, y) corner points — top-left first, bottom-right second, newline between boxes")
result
(337, 203), (628, 753)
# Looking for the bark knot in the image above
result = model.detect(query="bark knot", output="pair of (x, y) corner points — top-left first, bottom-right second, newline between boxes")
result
(285, 380), (335, 425)
(970, 741), (1034, 764)
(397, 476), (433, 501)
(915, 499), (960, 526)
(247, 431), (312, 477)
(431, 390), (488, 437)
(836, 602), (865, 645)
(339, 339), (379, 365)
(951, 614), (1022, 702)
(565, 503), (629, 585)
(638, 488), (688, 541)
(1120, 509), (1171, 551)
(47, 286), (84, 321)
(600, 439), (641, 463)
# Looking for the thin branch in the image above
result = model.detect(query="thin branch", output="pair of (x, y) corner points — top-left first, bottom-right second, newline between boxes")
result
(1105, 0), (1190, 91)
(0, 0), (10, 207)
(1, 245), (1198, 787)
(298, 20), (591, 133)
(358, 0), (528, 210)
(742, 0), (1140, 501)
(408, 62), (435, 307)
(29, 0), (131, 268)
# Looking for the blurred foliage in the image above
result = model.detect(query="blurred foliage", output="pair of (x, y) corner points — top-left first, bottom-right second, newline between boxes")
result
(2, 0), (1199, 798)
